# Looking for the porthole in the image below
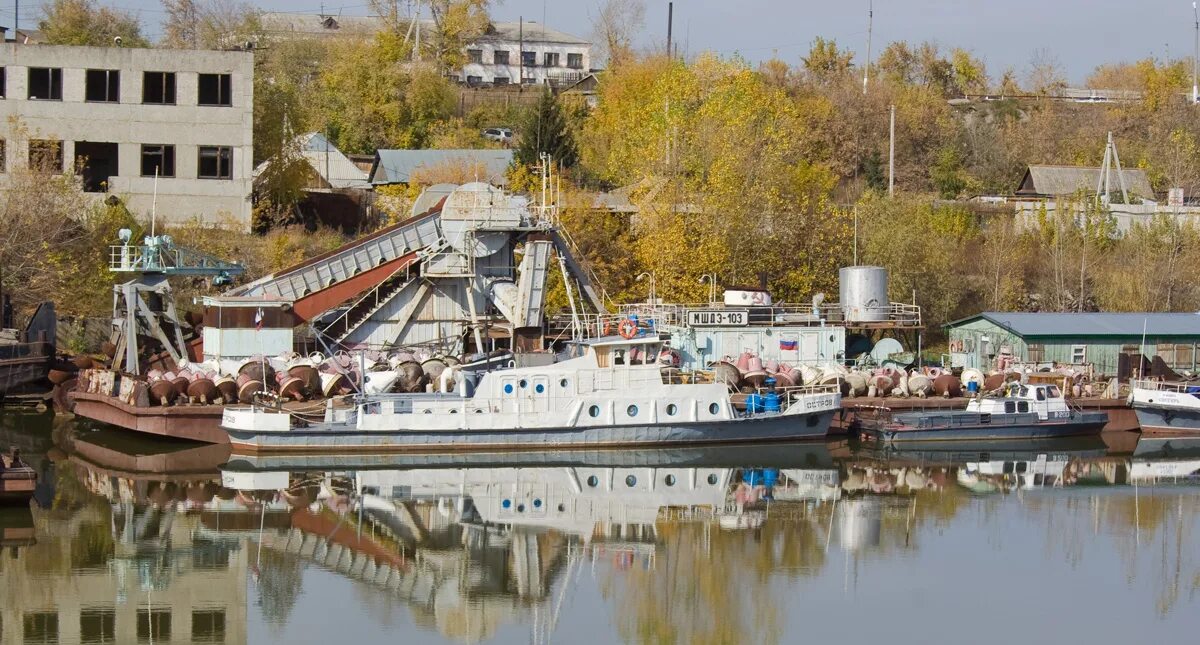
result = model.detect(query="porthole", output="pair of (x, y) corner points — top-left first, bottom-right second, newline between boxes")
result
(625, 475), (638, 487)
(709, 402), (720, 415)
(519, 379), (528, 388)
(664, 474), (677, 486)
(560, 378), (569, 388)
(502, 499), (512, 509)
(666, 404), (678, 416)
(449, 408), (458, 414)
(517, 503), (525, 512)
(423, 409), (432, 414)
(504, 384), (514, 394)
(588, 405), (601, 418)
(627, 404), (639, 417)
(535, 383), (545, 394)
(557, 503), (566, 512)
(707, 474), (719, 485)
(474, 409), (484, 414)
(533, 498), (542, 508)
(586, 475), (599, 488)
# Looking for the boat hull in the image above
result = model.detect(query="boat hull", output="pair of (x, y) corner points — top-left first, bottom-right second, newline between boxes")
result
(225, 411), (837, 454)
(1134, 405), (1200, 436)
(864, 415), (1108, 444)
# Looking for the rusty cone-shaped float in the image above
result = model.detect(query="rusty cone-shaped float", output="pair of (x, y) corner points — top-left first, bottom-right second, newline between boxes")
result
(214, 375), (237, 403)
(288, 365), (321, 397)
(149, 378), (176, 405)
(711, 361), (741, 391)
(396, 361), (427, 393)
(278, 376), (306, 401)
(236, 373), (263, 404)
(186, 377), (218, 404)
(933, 374), (962, 397)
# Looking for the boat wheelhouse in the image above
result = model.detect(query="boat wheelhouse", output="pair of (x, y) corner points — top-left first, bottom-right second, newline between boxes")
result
(1129, 379), (1200, 436)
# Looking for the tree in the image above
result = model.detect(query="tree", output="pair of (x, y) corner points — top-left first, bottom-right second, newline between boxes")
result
(40, 0), (149, 47)
(802, 37), (854, 82)
(1026, 48), (1067, 96)
(516, 88), (579, 168)
(160, 0), (260, 50)
(591, 0), (645, 67)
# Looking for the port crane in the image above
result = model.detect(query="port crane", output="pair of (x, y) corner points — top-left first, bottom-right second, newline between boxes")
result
(108, 229), (244, 375)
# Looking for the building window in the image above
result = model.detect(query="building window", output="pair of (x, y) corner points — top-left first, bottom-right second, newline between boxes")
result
(141, 144), (176, 177)
(521, 50), (536, 67)
(75, 141), (119, 192)
(143, 71), (176, 104)
(1027, 343), (1045, 363)
(466, 75), (482, 86)
(28, 67), (63, 100)
(1071, 345), (1087, 364)
(24, 612), (59, 644)
(0, 67), (6, 97)
(191, 610), (226, 643)
(0, 140), (5, 173)
(137, 608), (171, 643)
(493, 50), (509, 65)
(467, 48), (483, 63)
(198, 146), (232, 179)
(29, 140), (63, 173)
(493, 76), (509, 85)
(198, 73), (232, 106)
(544, 52), (560, 67)
(80, 608), (116, 643)
(85, 69), (120, 102)
(567, 53), (583, 69)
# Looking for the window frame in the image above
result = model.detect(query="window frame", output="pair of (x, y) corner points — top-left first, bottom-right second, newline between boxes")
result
(27, 67), (63, 101)
(1026, 343), (1046, 363)
(493, 76), (509, 85)
(85, 69), (120, 103)
(1071, 344), (1087, 364)
(493, 50), (510, 65)
(197, 145), (232, 180)
(0, 139), (6, 173)
(521, 51), (536, 67)
(141, 144), (176, 178)
(142, 71), (177, 105)
(467, 48), (483, 64)
(28, 139), (64, 173)
(567, 52), (583, 69)
(197, 73), (232, 106)
(543, 52), (560, 67)
(0, 67), (6, 98)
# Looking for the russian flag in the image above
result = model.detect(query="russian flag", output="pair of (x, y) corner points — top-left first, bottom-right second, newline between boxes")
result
(779, 339), (798, 351)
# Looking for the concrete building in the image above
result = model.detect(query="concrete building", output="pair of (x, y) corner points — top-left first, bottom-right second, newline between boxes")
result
(0, 44), (254, 227)
(945, 312), (1200, 377)
(259, 13), (592, 87)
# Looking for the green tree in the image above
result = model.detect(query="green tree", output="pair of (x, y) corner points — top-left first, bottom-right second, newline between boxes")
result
(160, 0), (260, 50)
(40, 0), (149, 47)
(516, 87), (579, 168)
(801, 37), (854, 82)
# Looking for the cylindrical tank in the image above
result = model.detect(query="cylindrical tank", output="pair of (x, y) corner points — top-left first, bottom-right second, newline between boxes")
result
(839, 266), (890, 323)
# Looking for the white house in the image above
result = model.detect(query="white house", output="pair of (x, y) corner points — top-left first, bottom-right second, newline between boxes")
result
(0, 43), (254, 228)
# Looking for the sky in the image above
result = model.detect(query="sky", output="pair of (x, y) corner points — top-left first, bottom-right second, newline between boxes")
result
(4, 0), (1198, 83)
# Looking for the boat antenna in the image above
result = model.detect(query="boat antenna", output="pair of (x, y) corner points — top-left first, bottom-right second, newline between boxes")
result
(151, 166), (159, 238)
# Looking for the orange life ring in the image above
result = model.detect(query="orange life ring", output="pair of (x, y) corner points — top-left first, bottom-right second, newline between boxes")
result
(602, 320), (614, 336)
(618, 318), (638, 339)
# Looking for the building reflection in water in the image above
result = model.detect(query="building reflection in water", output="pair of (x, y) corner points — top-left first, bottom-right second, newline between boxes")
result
(5, 419), (1200, 643)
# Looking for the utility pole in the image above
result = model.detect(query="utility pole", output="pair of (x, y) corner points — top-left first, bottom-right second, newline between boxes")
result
(888, 104), (896, 197)
(519, 17), (523, 85)
(667, 2), (674, 59)
(863, 0), (873, 95)
(1193, 2), (1199, 104)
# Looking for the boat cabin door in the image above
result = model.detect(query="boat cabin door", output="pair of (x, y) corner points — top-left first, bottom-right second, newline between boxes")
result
(528, 375), (551, 414)
(500, 377), (520, 414)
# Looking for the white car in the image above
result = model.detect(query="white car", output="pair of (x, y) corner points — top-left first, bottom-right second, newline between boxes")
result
(482, 127), (513, 144)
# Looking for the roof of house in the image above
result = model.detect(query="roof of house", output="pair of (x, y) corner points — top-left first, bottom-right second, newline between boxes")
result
(369, 149), (514, 186)
(1015, 165), (1154, 199)
(253, 133), (369, 190)
(945, 312), (1200, 337)
(479, 21), (590, 46)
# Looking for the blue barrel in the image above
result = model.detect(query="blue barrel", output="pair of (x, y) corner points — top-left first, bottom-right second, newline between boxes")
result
(762, 468), (779, 487)
(966, 380), (979, 394)
(763, 391), (781, 412)
(743, 469), (763, 486)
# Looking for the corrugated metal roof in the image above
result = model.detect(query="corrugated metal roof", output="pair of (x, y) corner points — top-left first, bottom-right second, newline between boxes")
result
(946, 312), (1200, 337)
(1016, 165), (1154, 199)
(369, 149), (513, 186)
(480, 21), (590, 45)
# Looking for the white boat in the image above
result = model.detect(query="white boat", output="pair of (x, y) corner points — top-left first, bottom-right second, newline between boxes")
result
(1129, 379), (1200, 435)
(221, 335), (841, 453)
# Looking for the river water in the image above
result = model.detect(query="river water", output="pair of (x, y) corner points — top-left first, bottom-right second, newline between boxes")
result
(3, 411), (1200, 644)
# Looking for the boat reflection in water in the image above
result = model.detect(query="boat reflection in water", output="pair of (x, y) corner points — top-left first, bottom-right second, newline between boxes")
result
(10, 419), (1200, 643)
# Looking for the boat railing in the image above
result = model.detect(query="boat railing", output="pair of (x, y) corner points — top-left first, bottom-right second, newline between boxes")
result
(1131, 378), (1200, 393)
(610, 301), (922, 329)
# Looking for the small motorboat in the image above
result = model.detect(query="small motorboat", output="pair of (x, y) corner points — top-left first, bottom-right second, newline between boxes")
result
(857, 382), (1108, 443)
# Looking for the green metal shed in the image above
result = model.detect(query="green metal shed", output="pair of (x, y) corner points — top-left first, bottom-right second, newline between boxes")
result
(944, 312), (1200, 377)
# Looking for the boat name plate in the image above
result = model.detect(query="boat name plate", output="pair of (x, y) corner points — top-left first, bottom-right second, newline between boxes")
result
(686, 309), (750, 327)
